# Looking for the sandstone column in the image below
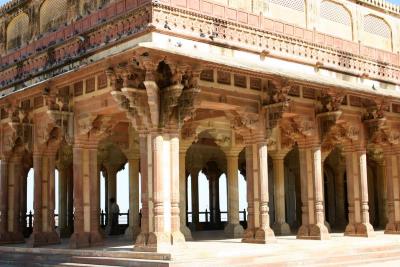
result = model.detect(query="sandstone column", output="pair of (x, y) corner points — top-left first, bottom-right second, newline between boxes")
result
(271, 153), (291, 235)
(242, 145), (257, 243)
(170, 134), (185, 244)
(344, 148), (374, 237)
(0, 159), (8, 243)
(7, 155), (25, 243)
(254, 142), (275, 243)
(58, 164), (68, 238)
(105, 165), (117, 234)
(124, 155), (141, 240)
(334, 166), (347, 230)
(30, 150), (61, 247)
(134, 133), (185, 252)
(69, 139), (104, 248)
(385, 148), (400, 234)
(297, 145), (330, 240)
(179, 145), (192, 240)
(135, 134), (152, 250)
(224, 151), (244, 238)
(190, 169), (200, 228)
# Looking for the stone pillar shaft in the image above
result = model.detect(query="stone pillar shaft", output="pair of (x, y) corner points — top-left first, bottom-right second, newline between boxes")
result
(297, 146), (330, 240)
(224, 153), (244, 238)
(134, 133), (184, 252)
(385, 150), (400, 234)
(242, 145), (256, 242)
(179, 150), (192, 240)
(271, 155), (291, 235)
(0, 160), (8, 238)
(124, 157), (141, 240)
(191, 170), (199, 225)
(344, 149), (374, 237)
(69, 141), (103, 248)
(30, 151), (61, 247)
(254, 143), (275, 243)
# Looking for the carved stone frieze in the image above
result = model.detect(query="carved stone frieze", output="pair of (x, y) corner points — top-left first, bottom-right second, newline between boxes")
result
(76, 114), (114, 140)
(1, 102), (33, 155)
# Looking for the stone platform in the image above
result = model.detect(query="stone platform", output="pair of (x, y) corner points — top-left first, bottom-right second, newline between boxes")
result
(1, 231), (400, 266)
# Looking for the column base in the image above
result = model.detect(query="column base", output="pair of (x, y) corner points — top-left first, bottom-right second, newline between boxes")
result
(254, 227), (276, 244)
(69, 231), (104, 249)
(180, 225), (192, 241)
(385, 222), (400, 234)
(272, 222), (291, 235)
(0, 231), (25, 244)
(241, 228), (255, 243)
(134, 232), (185, 253)
(297, 223), (330, 240)
(224, 223), (244, 238)
(133, 232), (185, 253)
(124, 226), (141, 240)
(29, 231), (60, 247)
(344, 223), (375, 237)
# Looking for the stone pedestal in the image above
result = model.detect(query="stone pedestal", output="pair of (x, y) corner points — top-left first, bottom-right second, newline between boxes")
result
(271, 154), (291, 235)
(134, 133), (185, 253)
(344, 149), (374, 237)
(224, 153), (244, 238)
(69, 140), (104, 248)
(297, 146), (330, 240)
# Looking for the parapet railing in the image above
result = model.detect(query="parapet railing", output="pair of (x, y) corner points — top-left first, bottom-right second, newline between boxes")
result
(1, 0), (400, 91)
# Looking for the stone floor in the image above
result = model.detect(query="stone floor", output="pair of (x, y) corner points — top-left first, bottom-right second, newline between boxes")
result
(1, 231), (400, 266)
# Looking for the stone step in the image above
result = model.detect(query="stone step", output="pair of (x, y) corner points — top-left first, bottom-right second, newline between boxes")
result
(70, 256), (170, 267)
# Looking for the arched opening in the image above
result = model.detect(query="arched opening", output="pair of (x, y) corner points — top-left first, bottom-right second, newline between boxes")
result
(198, 171), (210, 224)
(219, 173), (227, 223)
(6, 12), (29, 51)
(323, 147), (348, 232)
(39, 0), (68, 33)
(283, 148), (301, 232)
(366, 156), (386, 229)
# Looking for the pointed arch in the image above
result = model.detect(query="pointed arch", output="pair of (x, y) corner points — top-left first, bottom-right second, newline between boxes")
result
(40, 0), (68, 33)
(319, 1), (353, 40)
(269, 0), (306, 26)
(6, 12), (29, 51)
(362, 14), (392, 51)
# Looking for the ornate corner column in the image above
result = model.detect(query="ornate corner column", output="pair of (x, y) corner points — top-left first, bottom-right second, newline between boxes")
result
(344, 148), (374, 237)
(384, 147), (400, 234)
(134, 132), (185, 252)
(224, 151), (244, 238)
(270, 152), (291, 235)
(29, 150), (61, 247)
(297, 145), (330, 240)
(69, 139), (104, 248)
(178, 144), (192, 240)
(124, 154), (141, 240)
